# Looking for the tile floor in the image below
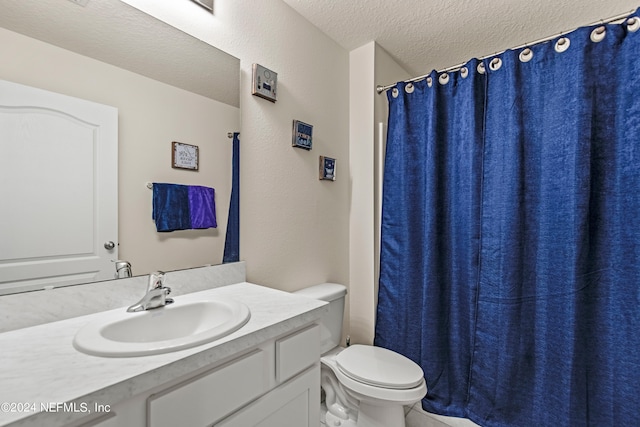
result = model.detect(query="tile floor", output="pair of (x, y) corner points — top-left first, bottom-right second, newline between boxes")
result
(405, 403), (480, 427)
(319, 398), (481, 426)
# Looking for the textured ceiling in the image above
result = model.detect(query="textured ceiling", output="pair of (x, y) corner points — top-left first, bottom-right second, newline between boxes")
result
(282, 0), (639, 78)
(0, 0), (239, 107)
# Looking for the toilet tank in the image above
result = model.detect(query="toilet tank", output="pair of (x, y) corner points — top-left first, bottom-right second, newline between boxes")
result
(293, 283), (346, 354)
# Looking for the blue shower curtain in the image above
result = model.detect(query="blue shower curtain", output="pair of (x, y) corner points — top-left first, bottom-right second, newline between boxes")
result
(223, 132), (240, 263)
(375, 11), (640, 427)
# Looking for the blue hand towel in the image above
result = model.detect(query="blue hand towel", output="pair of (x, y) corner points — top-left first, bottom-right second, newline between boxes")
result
(152, 183), (191, 232)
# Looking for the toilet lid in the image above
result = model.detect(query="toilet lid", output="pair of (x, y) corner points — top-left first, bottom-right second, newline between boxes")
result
(335, 345), (424, 389)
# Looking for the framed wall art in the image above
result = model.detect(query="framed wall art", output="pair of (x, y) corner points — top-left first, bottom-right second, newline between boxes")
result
(319, 156), (336, 181)
(292, 120), (313, 150)
(172, 141), (199, 170)
(252, 63), (278, 102)
(189, 0), (213, 12)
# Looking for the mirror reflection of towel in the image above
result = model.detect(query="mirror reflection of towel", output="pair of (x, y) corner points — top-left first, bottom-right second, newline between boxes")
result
(152, 183), (217, 232)
(188, 185), (217, 229)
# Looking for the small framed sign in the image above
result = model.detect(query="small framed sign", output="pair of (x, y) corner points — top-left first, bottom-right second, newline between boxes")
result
(189, 0), (213, 12)
(292, 120), (313, 150)
(252, 63), (278, 102)
(319, 156), (336, 181)
(172, 141), (199, 170)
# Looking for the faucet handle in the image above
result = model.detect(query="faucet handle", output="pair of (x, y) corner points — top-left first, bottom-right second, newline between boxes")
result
(147, 271), (166, 290)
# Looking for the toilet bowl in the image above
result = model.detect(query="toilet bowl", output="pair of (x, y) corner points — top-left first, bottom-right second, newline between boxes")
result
(293, 283), (427, 427)
(322, 345), (426, 427)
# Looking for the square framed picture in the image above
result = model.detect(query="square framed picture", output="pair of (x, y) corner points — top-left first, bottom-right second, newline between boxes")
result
(172, 141), (199, 170)
(252, 63), (278, 102)
(190, 0), (213, 12)
(319, 156), (336, 181)
(292, 120), (313, 150)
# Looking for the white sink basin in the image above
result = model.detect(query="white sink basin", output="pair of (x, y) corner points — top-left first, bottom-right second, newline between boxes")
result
(73, 299), (250, 357)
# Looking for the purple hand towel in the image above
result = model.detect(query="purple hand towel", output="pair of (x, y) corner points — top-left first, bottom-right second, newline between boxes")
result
(188, 185), (217, 229)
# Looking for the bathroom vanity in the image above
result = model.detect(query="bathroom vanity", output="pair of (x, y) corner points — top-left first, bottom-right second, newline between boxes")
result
(0, 282), (326, 427)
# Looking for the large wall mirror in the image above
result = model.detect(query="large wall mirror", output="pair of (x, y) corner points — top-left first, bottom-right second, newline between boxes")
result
(0, 0), (240, 295)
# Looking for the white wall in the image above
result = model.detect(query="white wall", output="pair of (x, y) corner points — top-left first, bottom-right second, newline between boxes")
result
(348, 42), (411, 344)
(0, 27), (238, 277)
(121, 1), (351, 309)
(348, 42), (376, 345)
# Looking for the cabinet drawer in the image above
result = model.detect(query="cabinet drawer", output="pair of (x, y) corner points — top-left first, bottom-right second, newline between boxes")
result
(147, 349), (267, 427)
(215, 365), (320, 427)
(275, 324), (320, 382)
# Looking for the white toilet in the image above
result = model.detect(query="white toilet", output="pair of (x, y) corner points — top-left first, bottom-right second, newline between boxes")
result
(294, 283), (426, 427)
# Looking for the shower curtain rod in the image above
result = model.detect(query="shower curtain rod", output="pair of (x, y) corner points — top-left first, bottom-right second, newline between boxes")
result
(376, 9), (636, 94)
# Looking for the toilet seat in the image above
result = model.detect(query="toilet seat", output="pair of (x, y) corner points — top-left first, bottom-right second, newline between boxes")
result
(294, 283), (427, 426)
(336, 345), (424, 389)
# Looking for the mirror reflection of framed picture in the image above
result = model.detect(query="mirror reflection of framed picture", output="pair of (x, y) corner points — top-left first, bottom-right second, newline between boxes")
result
(172, 141), (199, 171)
(319, 156), (336, 181)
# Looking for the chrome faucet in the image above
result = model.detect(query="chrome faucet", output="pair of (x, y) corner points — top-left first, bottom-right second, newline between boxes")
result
(126, 271), (174, 312)
(114, 260), (132, 279)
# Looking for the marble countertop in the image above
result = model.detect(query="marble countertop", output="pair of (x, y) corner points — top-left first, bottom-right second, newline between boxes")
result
(0, 282), (327, 427)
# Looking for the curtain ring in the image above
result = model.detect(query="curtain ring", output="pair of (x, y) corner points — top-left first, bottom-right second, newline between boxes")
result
(439, 73), (450, 85)
(519, 47), (533, 62)
(405, 83), (415, 94)
(489, 58), (502, 71)
(590, 26), (606, 42)
(460, 67), (469, 78)
(627, 16), (640, 32)
(426, 76), (433, 87)
(555, 37), (571, 53)
(477, 62), (486, 74)
(391, 87), (399, 98)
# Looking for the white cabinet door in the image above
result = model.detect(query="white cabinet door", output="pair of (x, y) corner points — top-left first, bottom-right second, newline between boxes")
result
(148, 349), (269, 427)
(0, 79), (118, 293)
(215, 365), (320, 427)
